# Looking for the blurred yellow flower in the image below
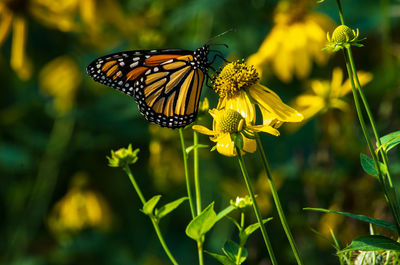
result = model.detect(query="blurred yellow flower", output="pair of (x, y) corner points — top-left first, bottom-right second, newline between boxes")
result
(213, 60), (303, 134)
(0, 1), (32, 80)
(39, 56), (81, 115)
(47, 173), (112, 240)
(193, 108), (277, 157)
(293, 67), (373, 121)
(29, 0), (103, 34)
(247, 0), (335, 83)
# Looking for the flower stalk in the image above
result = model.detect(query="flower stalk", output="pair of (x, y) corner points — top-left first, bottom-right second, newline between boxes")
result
(235, 145), (278, 265)
(255, 134), (304, 265)
(122, 165), (179, 265)
(179, 128), (196, 219)
(179, 129), (204, 265)
(193, 130), (204, 265)
(342, 49), (400, 233)
(333, 0), (400, 234)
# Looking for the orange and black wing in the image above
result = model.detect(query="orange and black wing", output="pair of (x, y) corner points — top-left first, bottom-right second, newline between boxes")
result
(86, 48), (207, 128)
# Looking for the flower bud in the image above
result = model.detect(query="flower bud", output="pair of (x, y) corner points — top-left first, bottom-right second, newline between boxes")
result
(331, 25), (355, 43)
(107, 144), (139, 168)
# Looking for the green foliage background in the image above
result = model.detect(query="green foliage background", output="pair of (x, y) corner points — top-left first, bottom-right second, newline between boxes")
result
(1, 0), (400, 264)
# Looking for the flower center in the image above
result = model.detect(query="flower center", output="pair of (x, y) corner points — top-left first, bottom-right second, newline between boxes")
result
(216, 109), (244, 133)
(331, 25), (354, 43)
(213, 60), (259, 98)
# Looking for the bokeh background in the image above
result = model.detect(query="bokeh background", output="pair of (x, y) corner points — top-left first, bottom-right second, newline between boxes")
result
(1, 0), (400, 264)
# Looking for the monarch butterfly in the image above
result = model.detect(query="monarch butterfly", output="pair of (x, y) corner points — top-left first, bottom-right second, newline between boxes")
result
(87, 45), (222, 128)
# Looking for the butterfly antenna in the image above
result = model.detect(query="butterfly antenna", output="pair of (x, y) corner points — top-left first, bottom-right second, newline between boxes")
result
(206, 28), (237, 44)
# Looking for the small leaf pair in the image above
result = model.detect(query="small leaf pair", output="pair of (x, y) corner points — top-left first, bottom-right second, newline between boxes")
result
(142, 195), (187, 221)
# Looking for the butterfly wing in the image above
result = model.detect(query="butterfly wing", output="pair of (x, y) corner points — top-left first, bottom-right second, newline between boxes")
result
(87, 49), (206, 128)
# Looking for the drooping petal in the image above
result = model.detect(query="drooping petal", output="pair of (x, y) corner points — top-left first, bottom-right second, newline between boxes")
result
(192, 125), (216, 136)
(217, 90), (256, 125)
(249, 83), (303, 122)
(242, 135), (257, 154)
(249, 125), (280, 136)
(215, 133), (236, 157)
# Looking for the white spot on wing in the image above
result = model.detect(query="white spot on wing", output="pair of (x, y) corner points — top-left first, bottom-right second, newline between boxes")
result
(161, 59), (173, 65)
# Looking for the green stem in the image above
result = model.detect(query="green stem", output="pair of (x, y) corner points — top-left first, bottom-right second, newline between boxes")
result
(193, 131), (204, 265)
(197, 240), (204, 265)
(255, 135), (304, 265)
(236, 212), (245, 265)
(235, 146), (278, 265)
(193, 131), (202, 215)
(342, 50), (400, 233)
(123, 166), (179, 265)
(179, 128), (196, 219)
(335, 0), (345, 25)
(346, 47), (400, 231)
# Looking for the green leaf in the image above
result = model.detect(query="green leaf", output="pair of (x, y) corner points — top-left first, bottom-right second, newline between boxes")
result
(379, 131), (400, 153)
(222, 240), (247, 264)
(244, 218), (273, 237)
(186, 144), (209, 154)
(205, 251), (235, 265)
(360, 153), (387, 178)
(142, 195), (161, 215)
(186, 202), (218, 240)
(155, 197), (187, 219)
(240, 218), (273, 245)
(309, 228), (339, 250)
(338, 235), (400, 253)
(303, 208), (396, 231)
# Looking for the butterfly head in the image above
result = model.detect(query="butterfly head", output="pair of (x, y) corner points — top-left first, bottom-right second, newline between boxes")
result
(193, 45), (210, 72)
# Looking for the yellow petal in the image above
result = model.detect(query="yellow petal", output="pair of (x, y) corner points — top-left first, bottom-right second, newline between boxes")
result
(216, 133), (236, 157)
(293, 47), (311, 79)
(192, 125), (215, 136)
(329, 98), (349, 111)
(293, 95), (324, 120)
(0, 8), (12, 46)
(311, 80), (329, 96)
(272, 47), (293, 83)
(339, 71), (373, 98)
(330, 67), (344, 96)
(242, 136), (257, 153)
(249, 83), (303, 122)
(11, 16), (32, 80)
(217, 90), (256, 125)
(249, 125), (280, 136)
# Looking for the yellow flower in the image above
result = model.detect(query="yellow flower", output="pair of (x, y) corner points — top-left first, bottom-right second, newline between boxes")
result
(39, 56), (81, 115)
(47, 173), (112, 241)
(247, 0), (335, 83)
(0, 1), (32, 80)
(193, 108), (278, 157)
(293, 67), (373, 121)
(213, 60), (303, 134)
